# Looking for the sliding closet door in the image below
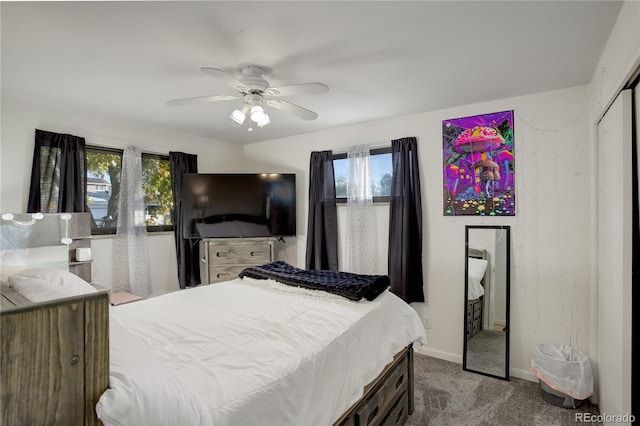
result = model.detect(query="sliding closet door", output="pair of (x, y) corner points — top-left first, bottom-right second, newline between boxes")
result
(597, 89), (633, 418)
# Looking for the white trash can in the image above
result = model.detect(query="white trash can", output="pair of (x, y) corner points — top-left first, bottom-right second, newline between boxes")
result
(530, 344), (593, 409)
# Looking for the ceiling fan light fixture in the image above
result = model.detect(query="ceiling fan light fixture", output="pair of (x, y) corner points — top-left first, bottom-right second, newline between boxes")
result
(230, 108), (246, 125)
(250, 105), (267, 123)
(257, 114), (271, 128)
(230, 103), (251, 125)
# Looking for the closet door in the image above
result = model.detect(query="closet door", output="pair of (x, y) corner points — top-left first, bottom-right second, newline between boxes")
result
(633, 83), (639, 423)
(597, 89), (632, 418)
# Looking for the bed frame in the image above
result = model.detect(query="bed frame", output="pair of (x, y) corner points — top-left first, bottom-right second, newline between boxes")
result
(1, 212), (415, 426)
(335, 345), (414, 426)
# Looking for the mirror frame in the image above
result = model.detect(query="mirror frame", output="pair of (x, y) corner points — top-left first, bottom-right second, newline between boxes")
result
(462, 225), (511, 380)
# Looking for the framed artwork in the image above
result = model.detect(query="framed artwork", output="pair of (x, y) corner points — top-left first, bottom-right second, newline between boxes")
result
(442, 110), (515, 216)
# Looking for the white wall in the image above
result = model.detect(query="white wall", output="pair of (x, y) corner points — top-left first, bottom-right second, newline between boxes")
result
(0, 97), (246, 296)
(244, 85), (594, 380)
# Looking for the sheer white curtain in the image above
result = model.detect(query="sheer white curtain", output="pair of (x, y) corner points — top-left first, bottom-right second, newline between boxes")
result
(114, 145), (152, 297)
(345, 144), (377, 273)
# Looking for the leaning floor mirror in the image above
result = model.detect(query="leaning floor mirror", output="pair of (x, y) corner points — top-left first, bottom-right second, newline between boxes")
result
(463, 225), (511, 380)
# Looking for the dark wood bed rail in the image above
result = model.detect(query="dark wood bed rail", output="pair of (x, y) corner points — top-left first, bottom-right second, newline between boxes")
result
(334, 345), (414, 426)
(1, 288), (109, 425)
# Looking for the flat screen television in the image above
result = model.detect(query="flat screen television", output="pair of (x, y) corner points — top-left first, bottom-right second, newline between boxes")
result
(181, 173), (296, 239)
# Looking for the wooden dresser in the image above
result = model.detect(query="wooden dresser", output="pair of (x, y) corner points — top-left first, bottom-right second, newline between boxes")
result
(201, 238), (274, 284)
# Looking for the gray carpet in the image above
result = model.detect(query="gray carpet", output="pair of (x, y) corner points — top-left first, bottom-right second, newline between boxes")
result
(406, 354), (601, 426)
(466, 330), (507, 377)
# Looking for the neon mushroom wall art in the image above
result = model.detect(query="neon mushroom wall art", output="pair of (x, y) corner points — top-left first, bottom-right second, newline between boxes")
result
(442, 110), (515, 216)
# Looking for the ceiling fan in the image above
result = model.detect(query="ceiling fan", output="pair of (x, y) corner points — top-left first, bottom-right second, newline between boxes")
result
(167, 65), (329, 130)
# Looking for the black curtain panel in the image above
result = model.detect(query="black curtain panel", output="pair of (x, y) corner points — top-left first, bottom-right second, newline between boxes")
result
(305, 150), (339, 271)
(388, 137), (425, 303)
(169, 151), (200, 289)
(27, 129), (88, 213)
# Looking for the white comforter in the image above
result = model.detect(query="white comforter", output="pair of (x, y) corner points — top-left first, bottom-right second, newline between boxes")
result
(97, 277), (425, 426)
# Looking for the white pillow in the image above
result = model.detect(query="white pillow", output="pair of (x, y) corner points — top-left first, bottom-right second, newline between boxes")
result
(96, 319), (213, 426)
(467, 257), (488, 300)
(468, 257), (488, 281)
(8, 268), (97, 303)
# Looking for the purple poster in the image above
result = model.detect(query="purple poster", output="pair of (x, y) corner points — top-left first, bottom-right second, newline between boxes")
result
(442, 110), (515, 216)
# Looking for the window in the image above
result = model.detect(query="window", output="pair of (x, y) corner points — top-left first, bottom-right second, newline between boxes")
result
(333, 147), (393, 203)
(86, 146), (173, 234)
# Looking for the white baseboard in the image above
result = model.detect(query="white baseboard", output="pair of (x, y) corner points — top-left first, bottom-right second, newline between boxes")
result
(510, 367), (537, 382)
(414, 345), (462, 364)
(413, 345), (537, 383)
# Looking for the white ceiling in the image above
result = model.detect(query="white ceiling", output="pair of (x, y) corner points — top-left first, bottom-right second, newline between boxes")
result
(1, 1), (622, 145)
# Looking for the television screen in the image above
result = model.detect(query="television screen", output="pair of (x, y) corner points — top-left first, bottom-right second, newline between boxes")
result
(181, 173), (296, 239)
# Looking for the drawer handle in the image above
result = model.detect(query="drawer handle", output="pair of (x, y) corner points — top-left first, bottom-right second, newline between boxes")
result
(395, 407), (404, 424)
(217, 273), (232, 279)
(395, 373), (405, 389)
(250, 251), (263, 257)
(216, 252), (230, 257)
(366, 406), (379, 425)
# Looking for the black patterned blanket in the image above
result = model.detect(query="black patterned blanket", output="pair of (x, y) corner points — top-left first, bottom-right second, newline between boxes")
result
(239, 261), (390, 301)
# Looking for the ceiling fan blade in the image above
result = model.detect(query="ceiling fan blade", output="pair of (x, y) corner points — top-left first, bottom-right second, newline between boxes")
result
(167, 94), (239, 106)
(265, 97), (318, 121)
(201, 67), (249, 92)
(264, 82), (329, 97)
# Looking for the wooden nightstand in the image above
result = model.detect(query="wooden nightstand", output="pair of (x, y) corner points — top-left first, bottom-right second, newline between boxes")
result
(110, 291), (142, 306)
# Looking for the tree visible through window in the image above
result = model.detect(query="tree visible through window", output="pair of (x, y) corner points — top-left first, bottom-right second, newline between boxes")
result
(141, 155), (173, 226)
(87, 148), (121, 229)
(333, 147), (392, 202)
(86, 146), (173, 233)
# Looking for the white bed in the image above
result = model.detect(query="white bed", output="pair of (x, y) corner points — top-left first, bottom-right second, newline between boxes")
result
(1, 213), (425, 425)
(98, 277), (425, 425)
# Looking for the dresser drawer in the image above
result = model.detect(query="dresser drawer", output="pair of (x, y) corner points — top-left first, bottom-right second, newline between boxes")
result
(355, 357), (408, 426)
(208, 243), (271, 265)
(208, 264), (255, 283)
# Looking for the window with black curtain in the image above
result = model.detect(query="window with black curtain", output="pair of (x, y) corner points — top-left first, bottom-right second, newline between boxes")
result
(27, 129), (88, 214)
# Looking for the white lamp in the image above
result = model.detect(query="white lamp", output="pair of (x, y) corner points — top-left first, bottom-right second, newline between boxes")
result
(256, 114), (270, 128)
(230, 103), (250, 125)
(250, 105), (266, 123)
